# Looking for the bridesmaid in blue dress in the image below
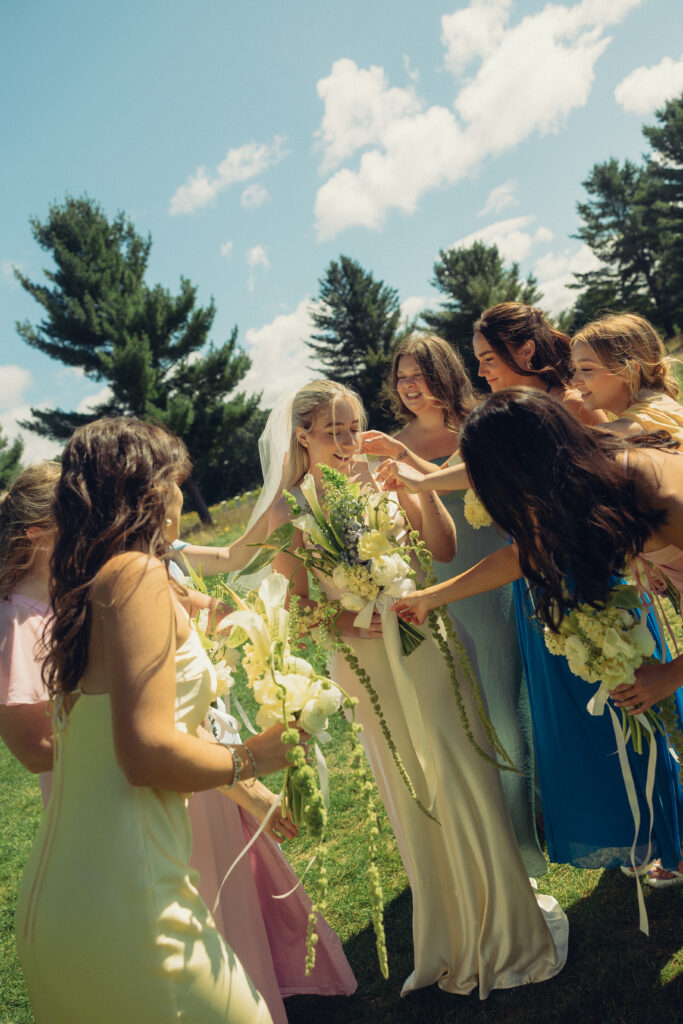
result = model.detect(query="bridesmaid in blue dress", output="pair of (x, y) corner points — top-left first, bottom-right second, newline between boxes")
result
(383, 305), (683, 873)
(362, 332), (545, 876)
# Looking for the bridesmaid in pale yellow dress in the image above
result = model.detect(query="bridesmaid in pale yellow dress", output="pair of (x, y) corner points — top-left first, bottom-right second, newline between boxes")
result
(16, 418), (299, 1024)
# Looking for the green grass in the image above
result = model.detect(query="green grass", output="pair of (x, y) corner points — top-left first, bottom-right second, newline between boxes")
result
(2, 514), (682, 1024)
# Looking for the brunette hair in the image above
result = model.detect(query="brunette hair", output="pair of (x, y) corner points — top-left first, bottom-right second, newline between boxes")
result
(572, 313), (680, 401)
(474, 302), (573, 389)
(386, 333), (478, 429)
(459, 388), (671, 629)
(44, 418), (191, 695)
(286, 380), (366, 488)
(0, 462), (61, 598)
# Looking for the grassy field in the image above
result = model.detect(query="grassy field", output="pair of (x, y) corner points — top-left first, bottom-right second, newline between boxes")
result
(1, 508), (682, 1024)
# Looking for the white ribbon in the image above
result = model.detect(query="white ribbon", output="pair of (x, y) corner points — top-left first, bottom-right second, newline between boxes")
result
(212, 791), (282, 914)
(357, 595), (438, 813)
(587, 694), (656, 935)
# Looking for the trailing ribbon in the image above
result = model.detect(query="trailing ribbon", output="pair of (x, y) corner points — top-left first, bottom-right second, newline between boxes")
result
(212, 792), (283, 914)
(587, 694), (656, 935)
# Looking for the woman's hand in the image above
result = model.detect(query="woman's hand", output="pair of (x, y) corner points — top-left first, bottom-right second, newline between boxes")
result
(245, 722), (308, 777)
(236, 779), (299, 843)
(360, 430), (406, 460)
(392, 590), (440, 626)
(336, 608), (383, 639)
(611, 659), (683, 714)
(374, 459), (429, 494)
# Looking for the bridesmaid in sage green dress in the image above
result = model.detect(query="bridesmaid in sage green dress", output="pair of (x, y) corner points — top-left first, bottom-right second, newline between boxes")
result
(363, 333), (546, 877)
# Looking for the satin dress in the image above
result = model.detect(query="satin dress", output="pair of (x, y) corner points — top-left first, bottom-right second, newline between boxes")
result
(311, 547), (568, 998)
(431, 458), (545, 877)
(16, 630), (273, 1024)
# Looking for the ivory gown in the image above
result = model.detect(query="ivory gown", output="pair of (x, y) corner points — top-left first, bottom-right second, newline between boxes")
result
(319, 570), (569, 997)
(16, 629), (273, 1024)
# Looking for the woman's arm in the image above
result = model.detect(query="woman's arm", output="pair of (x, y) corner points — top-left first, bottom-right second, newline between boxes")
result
(375, 458), (470, 495)
(0, 702), (53, 774)
(392, 544), (523, 624)
(93, 552), (292, 790)
(397, 487), (456, 562)
(170, 509), (274, 577)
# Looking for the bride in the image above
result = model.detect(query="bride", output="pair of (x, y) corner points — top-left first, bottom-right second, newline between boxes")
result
(254, 379), (568, 998)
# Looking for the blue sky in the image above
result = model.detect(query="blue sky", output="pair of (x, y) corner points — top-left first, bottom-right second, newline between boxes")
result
(2, 0), (683, 461)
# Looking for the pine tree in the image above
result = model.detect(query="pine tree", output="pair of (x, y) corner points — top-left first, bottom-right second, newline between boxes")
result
(15, 196), (262, 520)
(307, 256), (401, 431)
(0, 428), (23, 490)
(421, 242), (541, 378)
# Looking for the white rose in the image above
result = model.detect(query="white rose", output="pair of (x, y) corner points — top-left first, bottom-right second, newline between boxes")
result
(371, 552), (410, 588)
(629, 622), (656, 658)
(316, 681), (343, 715)
(299, 700), (329, 736)
(340, 592), (367, 613)
(273, 671), (313, 713)
(358, 529), (392, 561)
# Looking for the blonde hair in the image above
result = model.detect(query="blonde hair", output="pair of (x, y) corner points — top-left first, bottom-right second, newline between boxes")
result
(573, 313), (680, 401)
(286, 380), (367, 487)
(0, 462), (61, 598)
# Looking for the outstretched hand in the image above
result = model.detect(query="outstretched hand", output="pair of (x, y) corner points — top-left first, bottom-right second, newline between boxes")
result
(359, 430), (405, 459)
(374, 458), (428, 494)
(392, 591), (437, 626)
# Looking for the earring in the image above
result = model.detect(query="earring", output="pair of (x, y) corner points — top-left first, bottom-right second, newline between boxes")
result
(527, 360), (533, 369)
(164, 518), (173, 527)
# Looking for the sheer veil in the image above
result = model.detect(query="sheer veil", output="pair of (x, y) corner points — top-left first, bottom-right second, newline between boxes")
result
(246, 391), (295, 532)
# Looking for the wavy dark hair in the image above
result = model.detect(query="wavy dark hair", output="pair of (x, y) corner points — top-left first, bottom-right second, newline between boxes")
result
(386, 333), (479, 429)
(459, 388), (672, 630)
(473, 302), (573, 389)
(44, 418), (191, 696)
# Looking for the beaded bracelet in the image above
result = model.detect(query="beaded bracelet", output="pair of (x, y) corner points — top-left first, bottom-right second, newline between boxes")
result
(223, 745), (244, 789)
(242, 743), (257, 778)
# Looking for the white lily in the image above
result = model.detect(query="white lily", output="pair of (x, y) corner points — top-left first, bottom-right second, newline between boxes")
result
(300, 472), (326, 527)
(258, 573), (290, 644)
(221, 608), (271, 665)
(292, 513), (338, 555)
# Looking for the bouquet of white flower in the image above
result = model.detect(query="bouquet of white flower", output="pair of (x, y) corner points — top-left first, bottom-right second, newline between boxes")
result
(287, 465), (424, 655)
(542, 584), (661, 751)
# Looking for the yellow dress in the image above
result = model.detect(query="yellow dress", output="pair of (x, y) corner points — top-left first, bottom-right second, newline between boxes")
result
(607, 391), (683, 444)
(16, 630), (272, 1024)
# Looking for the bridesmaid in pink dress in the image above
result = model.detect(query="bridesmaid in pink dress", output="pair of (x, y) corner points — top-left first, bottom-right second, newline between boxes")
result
(1, 464), (355, 1024)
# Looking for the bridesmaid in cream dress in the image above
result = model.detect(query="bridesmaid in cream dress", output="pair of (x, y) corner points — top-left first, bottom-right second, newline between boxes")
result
(16, 418), (299, 1024)
(263, 380), (568, 998)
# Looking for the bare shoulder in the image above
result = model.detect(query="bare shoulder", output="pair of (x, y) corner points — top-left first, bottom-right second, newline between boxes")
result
(628, 447), (683, 503)
(598, 418), (643, 437)
(267, 493), (294, 532)
(92, 551), (168, 605)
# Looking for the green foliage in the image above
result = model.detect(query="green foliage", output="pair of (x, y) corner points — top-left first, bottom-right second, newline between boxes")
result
(0, 427), (23, 489)
(307, 255), (401, 431)
(421, 241), (541, 377)
(568, 91), (683, 336)
(14, 195), (263, 512)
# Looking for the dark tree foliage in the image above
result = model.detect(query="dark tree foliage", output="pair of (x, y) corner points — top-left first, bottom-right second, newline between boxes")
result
(421, 242), (541, 378)
(307, 255), (401, 431)
(0, 427), (23, 490)
(568, 92), (683, 336)
(15, 196), (262, 519)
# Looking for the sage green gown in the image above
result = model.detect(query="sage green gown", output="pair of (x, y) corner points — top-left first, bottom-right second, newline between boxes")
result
(432, 457), (546, 877)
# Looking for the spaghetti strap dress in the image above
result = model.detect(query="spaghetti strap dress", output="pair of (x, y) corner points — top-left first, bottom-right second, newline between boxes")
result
(431, 457), (545, 877)
(16, 629), (273, 1024)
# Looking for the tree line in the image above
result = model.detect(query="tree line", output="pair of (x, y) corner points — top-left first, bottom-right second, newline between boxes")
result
(4, 93), (682, 514)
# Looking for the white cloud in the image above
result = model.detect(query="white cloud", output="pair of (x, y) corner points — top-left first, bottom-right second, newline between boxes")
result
(313, 0), (645, 239)
(614, 52), (683, 115)
(246, 245), (270, 291)
(241, 183), (270, 209)
(478, 179), (518, 217)
(534, 243), (602, 315)
(242, 298), (319, 406)
(169, 135), (288, 214)
(441, 0), (512, 76)
(0, 365), (32, 410)
(0, 405), (61, 464)
(76, 386), (113, 414)
(402, 54), (420, 83)
(400, 296), (429, 323)
(450, 215), (552, 263)
(220, 241), (234, 257)
(315, 58), (421, 174)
